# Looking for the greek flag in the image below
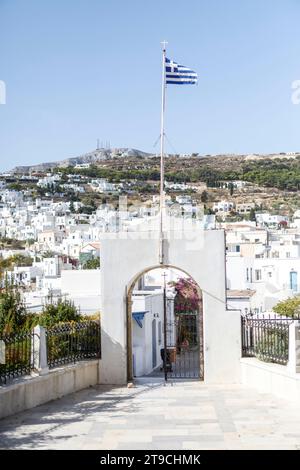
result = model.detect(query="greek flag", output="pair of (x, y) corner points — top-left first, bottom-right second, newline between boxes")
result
(165, 57), (197, 85)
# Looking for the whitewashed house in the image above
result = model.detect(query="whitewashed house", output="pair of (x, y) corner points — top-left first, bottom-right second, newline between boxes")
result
(213, 200), (235, 213)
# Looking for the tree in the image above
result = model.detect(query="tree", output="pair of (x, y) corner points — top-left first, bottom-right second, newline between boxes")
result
(69, 200), (75, 213)
(0, 257), (13, 281)
(39, 298), (82, 328)
(7, 182), (22, 191)
(0, 278), (30, 334)
(200, 190), (208, 203)
(273, 296), (300, 317)
(249, 207), (256, 222)
(83, 258), (100, 270)
(42, 251), (55, 258)
(204, 205), (214, 215)
(228, 182), (234, 196)
(10, 254), (33, 267)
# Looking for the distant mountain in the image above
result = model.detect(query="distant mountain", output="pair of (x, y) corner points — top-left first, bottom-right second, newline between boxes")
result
(10, 148), (300, 174)
(11, 147), (154, 173)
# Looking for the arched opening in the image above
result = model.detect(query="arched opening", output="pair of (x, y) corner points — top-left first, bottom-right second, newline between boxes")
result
(126, 265), (204, 382)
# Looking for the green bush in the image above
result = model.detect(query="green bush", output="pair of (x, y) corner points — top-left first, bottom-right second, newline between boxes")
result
(83, 258), (100, 270)
(254, 329), (288, 363)
(38, 298), (82, 328)
(273, 296), (300, 318)
(0, 279), (30, 335)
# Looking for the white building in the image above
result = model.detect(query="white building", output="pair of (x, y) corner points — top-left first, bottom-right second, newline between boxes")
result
(37, 174), (61, 188)
(236, 202), (256, 214)
(223, 222), (300, 314)
(256, 213), (289, 227)
(89, 179), (116, 193)
(213, 200), (235, 213)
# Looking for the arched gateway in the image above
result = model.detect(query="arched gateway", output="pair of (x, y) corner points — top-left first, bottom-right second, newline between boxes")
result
(99, 228), (241, 385)
(127, 265), (204, 381)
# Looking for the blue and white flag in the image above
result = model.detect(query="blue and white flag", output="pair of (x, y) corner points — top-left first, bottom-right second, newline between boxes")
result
(165, 57), (197, 85)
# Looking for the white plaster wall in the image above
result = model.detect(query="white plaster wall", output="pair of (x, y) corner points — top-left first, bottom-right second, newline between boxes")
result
(226, 257), (247, 290)
(0, 360), (100, 420)
(132, 292), (164, 376)
(59, 270), (101, 314)
(61, 269), (101, 296)
(71, 295), (101, 315)
(226, 297), (250, 315)
(241, 358), (300, 402)
(100, 229), (241, 385)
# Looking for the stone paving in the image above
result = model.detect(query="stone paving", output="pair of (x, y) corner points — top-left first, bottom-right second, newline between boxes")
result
(1, 379), (300, 450)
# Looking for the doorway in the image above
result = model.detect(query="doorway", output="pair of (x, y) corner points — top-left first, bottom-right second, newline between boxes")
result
(127, 266), (204, 381)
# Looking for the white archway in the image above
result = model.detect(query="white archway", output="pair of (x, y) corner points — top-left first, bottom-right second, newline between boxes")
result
(126, 264), (204, 381)
(99, 229), (241, 385)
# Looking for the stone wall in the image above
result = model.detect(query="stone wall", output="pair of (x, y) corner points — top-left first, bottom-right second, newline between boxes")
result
(0, 359), (100, 420)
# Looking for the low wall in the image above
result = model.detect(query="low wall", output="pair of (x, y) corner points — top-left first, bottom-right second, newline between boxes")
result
(241, 357), (300, 402)
(0, 359), (100, 420)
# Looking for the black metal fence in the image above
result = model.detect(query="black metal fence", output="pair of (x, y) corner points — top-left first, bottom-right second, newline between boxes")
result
(46, 321), (101, 369)
(0, 320), (101, 384)
(241, 315), (293, 365)
(0, 331), (37, 385)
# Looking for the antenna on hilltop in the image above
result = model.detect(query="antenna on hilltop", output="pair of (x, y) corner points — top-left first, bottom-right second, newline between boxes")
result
(97, 139), (100, 150)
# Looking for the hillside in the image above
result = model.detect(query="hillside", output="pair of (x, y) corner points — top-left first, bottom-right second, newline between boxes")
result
(11, 147), (153, 174)
(11, 148), (300, 175)
(53, 154), (300, 192)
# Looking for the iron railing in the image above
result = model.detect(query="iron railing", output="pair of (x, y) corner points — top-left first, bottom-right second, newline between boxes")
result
(241, 315), (294, 365)
(0, 331), (37, 384)
(46, 321), (101, 369)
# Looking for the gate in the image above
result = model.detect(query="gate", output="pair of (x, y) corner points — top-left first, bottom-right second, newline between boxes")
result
(164, 311), (203, 379)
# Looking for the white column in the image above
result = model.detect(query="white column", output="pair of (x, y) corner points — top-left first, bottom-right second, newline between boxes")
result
(32, 325), (49, 376)
(288, 321), (300, 374)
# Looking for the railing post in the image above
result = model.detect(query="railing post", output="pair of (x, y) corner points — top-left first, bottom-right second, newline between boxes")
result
(288, 321), (300, 374)
(32, 325), (49, 376)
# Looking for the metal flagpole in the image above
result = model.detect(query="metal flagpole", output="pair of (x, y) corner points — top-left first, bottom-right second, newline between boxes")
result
(163, 270), (168, 383)
(159, 41), (167, 265)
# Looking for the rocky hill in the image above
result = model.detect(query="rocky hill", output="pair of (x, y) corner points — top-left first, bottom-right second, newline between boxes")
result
(10, 148), (300, 175)
(11, 147), (154, 174)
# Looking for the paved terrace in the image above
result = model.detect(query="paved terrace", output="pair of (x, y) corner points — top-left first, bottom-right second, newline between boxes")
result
(1, 380), (300, 450)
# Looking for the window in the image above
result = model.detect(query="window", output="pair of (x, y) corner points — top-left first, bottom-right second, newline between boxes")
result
(236, 245), (240, 253)
(250, 268), (253, 283)
(255, 269), (262, 281)
(246, 268), (249, 282)
(286, 252), (290, 258)
(290, 271), (298, 292)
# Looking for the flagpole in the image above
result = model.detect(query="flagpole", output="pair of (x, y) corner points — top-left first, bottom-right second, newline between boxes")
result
(159, 41), (167, 265)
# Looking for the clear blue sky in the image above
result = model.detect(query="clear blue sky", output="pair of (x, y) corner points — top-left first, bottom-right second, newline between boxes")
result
(1, 0), (300, 171)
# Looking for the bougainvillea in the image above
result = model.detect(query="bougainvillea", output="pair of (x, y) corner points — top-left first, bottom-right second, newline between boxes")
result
(169, 277), (200, 314)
